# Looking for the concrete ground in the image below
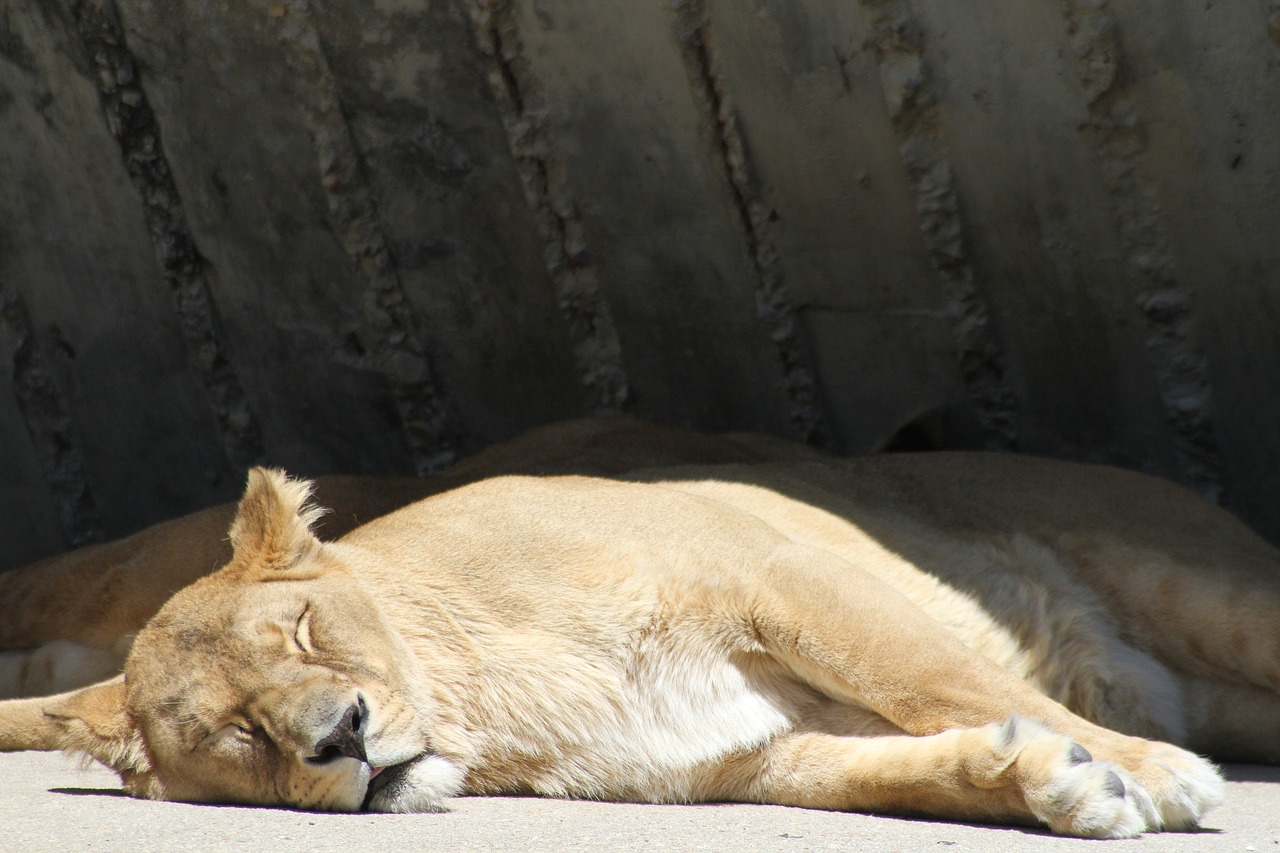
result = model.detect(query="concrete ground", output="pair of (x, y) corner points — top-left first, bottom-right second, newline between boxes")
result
(4, 752), (1279, 852)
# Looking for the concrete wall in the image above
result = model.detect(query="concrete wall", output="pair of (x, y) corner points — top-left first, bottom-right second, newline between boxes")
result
(1, 0), (1278, 568)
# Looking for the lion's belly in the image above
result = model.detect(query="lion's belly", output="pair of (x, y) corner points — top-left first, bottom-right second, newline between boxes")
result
(471, 630), (801, 802)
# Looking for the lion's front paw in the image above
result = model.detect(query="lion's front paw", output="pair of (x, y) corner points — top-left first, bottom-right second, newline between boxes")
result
(364, 754), (465, 813)
(995, 716), (1156, 838)
(1125, 741), (1225, 830)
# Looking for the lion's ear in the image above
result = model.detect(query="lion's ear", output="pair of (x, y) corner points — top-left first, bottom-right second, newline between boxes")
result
(0, 677), (150, 776)
(228, 467), (327, 575)
(42, 677), (150, 774)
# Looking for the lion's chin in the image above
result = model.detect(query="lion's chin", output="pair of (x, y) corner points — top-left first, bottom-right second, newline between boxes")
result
(363, 753), (465, 813)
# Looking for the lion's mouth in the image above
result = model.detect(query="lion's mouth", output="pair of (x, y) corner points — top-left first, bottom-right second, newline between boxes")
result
(361, 756), (422, 810)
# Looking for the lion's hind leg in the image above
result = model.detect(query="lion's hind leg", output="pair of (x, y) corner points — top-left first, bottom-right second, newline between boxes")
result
(742, 543), (1223, 831)
(1183, 677), (1280, 764)
(733, 716), (1153, 838)
(0, 640), (130, 700)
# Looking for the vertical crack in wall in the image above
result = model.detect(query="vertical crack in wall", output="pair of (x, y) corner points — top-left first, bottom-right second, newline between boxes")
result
(463, 0), (629, 416)
(671, 3), (828, 445)
(272, 1), (456, 474)
(69, 0), (264, 471)
(0, 288), (101, 547)
(1061, 0), (1223, 501)
(861, 1), (1020, 450)
(0, 6), (37, 72)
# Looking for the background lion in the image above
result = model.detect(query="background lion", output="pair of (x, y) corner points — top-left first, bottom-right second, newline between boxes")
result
(5, 418), (1279, 837)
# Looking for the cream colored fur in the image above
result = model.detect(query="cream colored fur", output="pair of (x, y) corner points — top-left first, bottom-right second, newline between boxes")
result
(7, 418), (1280, 837)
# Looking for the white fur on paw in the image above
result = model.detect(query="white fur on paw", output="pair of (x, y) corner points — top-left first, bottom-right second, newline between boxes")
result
(999, 716), (1154, 839)
(366, 754), (465, 813)
(1137, 745), (1225, 831)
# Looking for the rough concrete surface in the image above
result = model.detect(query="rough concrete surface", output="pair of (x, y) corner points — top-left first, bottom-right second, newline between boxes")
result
(3, 751), (1280, 852)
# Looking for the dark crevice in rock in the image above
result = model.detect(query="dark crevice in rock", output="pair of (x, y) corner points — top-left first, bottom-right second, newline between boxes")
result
(673, 3), (829, 445)
(69, 0), (264, 471)
(464, 0), (629, 415)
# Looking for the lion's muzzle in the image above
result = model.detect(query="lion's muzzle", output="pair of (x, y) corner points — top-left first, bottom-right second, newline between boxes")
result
(307, 695), (368, 765)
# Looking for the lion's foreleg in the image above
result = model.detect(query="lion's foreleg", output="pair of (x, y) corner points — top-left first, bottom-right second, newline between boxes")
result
(0, 693), (68, 753)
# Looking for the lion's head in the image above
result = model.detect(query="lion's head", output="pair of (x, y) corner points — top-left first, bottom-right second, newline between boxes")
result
(35, 469), (465, 812)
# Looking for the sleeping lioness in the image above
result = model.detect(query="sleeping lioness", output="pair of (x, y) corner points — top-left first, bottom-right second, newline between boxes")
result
(0, 418), (820, 698)
(9, 419), (1280, 837)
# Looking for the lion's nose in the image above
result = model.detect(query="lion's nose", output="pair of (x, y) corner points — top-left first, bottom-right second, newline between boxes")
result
(308, 695), (368, 765)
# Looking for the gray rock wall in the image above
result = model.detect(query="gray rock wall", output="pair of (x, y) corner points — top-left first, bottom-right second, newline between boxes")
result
(1, 0), (1278, 568)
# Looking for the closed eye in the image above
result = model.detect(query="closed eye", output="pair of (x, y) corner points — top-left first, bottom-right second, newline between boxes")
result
(293, 604), (314, 654)
(199, 720), (258, 751)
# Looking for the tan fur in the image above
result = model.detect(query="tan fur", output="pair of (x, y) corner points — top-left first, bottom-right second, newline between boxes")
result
(9, 419), (1280, 836)
(0, 417), (818, 698)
